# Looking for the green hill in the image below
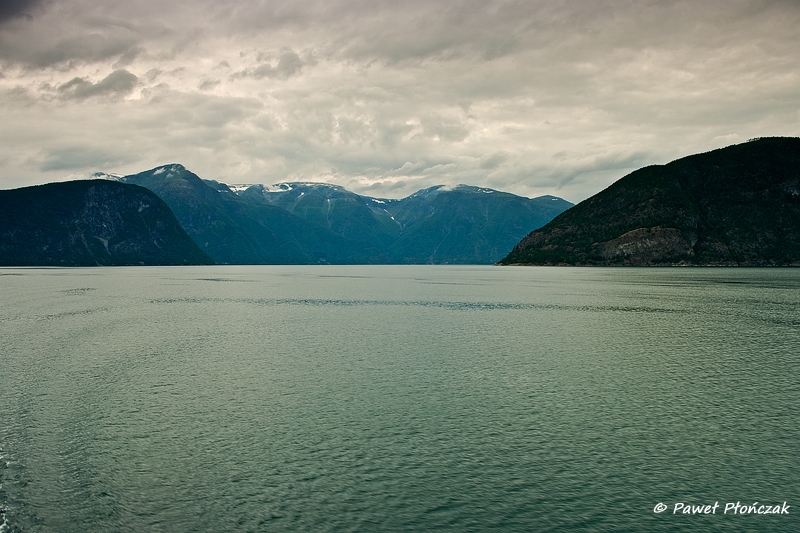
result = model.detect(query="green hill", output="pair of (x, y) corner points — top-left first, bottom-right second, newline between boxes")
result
(0, 180), (213, 266)
(499, 137), (800, 266)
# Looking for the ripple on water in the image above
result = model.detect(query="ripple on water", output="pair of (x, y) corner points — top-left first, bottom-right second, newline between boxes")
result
(0, 266), (798, 533)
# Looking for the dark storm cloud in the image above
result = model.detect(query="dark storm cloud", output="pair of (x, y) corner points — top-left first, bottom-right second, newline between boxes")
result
(0, 0), (42, 23)
(58, 69), (138, 100)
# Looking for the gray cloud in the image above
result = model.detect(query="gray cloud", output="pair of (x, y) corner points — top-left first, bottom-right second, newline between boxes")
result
(255, 48), (304, 79)
(198, 78), (220, 91)
(420, 112), (472, 143)
(39, 145), (137, 171)
(58, 69), (138, 99)
(480, 152), (510, 170)
(0, 25), (142, 68)
(0, 0), (799, 202)
(233, 48), (310, 80)
(0, 0), (42, 23)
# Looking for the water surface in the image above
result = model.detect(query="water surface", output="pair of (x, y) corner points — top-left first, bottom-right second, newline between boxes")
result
(1, 266), (798, 532)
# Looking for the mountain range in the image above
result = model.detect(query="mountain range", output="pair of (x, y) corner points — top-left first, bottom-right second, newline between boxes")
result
(9, 138), (796, 268)
(113, 166), (573, 264)
(500, 137), (800, 266)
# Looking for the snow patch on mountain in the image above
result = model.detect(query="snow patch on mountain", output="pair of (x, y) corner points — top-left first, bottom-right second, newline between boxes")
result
(92, 171), (124, 181)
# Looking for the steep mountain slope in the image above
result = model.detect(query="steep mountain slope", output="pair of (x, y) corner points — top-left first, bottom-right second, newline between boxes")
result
(0, 180), (213, 266)
(500, 137), (800, 266)
(116, 165), (573, 264)
(120, 165), (304, 264)
(384, 186), (572, 263)
(237, 182), (400, 254)
(236, 182), (572, 263)
(120, 165), (387, 264)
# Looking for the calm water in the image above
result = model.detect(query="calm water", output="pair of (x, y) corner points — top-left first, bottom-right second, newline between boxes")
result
(1, 266), (798, 532)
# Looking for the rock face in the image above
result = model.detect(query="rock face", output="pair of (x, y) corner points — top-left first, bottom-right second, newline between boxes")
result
(0, 180), (214, 266)
(593, 227), (695, 263)
(500, 137), (800, 266)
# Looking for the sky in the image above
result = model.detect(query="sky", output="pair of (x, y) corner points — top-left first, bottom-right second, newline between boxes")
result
(0, 0), (798, 202)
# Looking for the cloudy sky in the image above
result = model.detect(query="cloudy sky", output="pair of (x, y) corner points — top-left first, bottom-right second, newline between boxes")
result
(1, 0), (798, 202)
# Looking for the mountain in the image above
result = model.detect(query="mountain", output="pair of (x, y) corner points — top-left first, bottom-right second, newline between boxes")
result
(499, 137), (800, 266)
(382, 185), (572, 263)
(116, 166), (573, 264)
(119, 166), (393, 264)
(0, 180), (213, 266)
(234, 181), (400, 259)
(239, 182), (572, 263)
